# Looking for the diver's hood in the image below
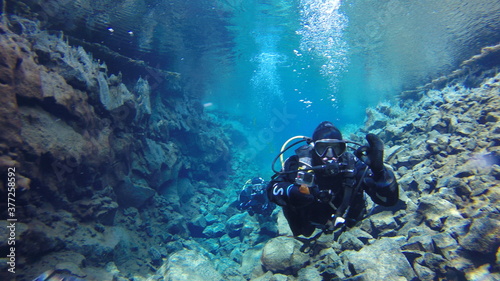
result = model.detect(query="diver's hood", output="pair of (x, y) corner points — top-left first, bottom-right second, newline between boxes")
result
(312, 121), (342, 141)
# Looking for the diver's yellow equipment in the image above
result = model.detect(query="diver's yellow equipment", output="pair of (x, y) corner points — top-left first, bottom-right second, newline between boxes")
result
(299, 184), (311, 194)
(279, 136), (309, 167)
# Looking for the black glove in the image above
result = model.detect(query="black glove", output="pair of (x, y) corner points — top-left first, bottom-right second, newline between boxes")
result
(287, 184), (315, 207)
(357, 134), (385, 174)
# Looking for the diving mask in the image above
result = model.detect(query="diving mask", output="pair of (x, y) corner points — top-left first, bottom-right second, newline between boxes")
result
(314, 139), (347, 158)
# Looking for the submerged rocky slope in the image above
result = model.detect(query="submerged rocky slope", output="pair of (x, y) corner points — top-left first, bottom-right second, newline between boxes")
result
(0, 13), (499, 281)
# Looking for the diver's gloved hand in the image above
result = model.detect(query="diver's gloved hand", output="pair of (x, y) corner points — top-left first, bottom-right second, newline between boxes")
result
(357, 134), (385, 177)
(286, 184), (315, 207)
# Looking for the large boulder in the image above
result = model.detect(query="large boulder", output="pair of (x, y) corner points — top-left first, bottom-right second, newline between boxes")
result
(260, 236), (309, 275)
(341, 237), (417, 280)
(115, 177), (155, 208)
(160, 250), (223, 281)
(416, 195), (462, 230)
(460, 217), (500, 255)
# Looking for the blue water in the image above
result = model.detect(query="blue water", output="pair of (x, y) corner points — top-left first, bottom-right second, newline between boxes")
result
(4, 0), (500, 279)
(48, 0), (500, 131)
(24, 0), (500, 171)
(187, 0), (500, 171)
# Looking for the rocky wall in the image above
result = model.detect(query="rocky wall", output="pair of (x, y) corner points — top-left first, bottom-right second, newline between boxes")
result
(0, 16), (232, 280)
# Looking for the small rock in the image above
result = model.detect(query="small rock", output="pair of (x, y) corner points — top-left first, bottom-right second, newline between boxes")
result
(226, 213), (248, 238)
(368, 211), (398, 233)
(230, 247), (243, 264)
(203, 223), (225, 238)
(240, 246), (265, 279)
(205, 213), (219, 225)
(55, 262), (86, 278)
(431, 233), (459, 260)
(421, 253), (446, 273)
(485, 112), (500, 122)
(455, 123), (475, 136)
(405, 231), (436, 253)
(187, 215), (207, 237)
(339, 231), (364, 251)
(346, 228), (373, 244)
(465, 264), (498, 281)
(443, 216), (471, 239)
(297, 265), (322, 281)
(413, 263), (436, 281)
(149, 247), (163, 266)
(460, 217), (500, 255)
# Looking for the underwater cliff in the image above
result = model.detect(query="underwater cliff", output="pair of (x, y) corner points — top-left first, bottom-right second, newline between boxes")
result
(0, 16), (241, 280)
(0, 1), (500, 281)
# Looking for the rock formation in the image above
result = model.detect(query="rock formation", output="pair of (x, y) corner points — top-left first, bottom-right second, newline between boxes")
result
(0, 16), (234, 281)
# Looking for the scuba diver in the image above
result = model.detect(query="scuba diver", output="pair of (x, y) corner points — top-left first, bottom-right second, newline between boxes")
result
(267, 121), (399, 237)
(237, 177), (276, 216)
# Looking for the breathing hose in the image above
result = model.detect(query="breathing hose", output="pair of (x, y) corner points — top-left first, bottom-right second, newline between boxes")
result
(279, 136), (309, 166)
